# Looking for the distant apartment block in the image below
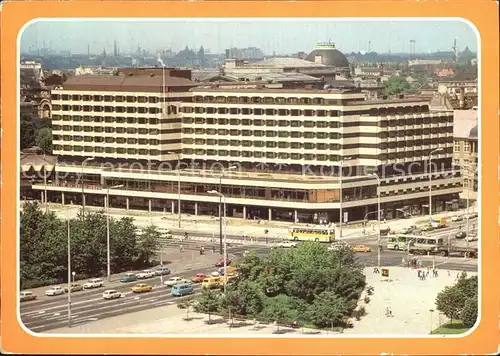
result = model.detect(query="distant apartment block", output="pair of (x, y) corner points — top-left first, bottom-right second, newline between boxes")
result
(453, 109), (478, 200)
(225, 47), (265, 61)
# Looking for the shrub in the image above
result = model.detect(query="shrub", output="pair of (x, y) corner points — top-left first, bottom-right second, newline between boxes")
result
(363, 296), (370, 304)
(461, 296), (478, 328)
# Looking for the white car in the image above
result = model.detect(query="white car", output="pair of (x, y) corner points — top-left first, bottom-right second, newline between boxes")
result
(211, 271), (220, 277)
(45, 286), (64, 296)
(102, 290), (122, 300)
(136, 270), (155, 279)
(164, 277), (185, 287)
(328, 241), (349, 251)
(451, 215), (464, 222)
(278, 241), (298, 248)
(465, 234), (478, 242)
(83, 278), (104, 289)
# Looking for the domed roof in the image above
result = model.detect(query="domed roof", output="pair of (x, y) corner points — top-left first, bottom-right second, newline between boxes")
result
(469, 124), (478, 139)
(305, 41), (349, 68)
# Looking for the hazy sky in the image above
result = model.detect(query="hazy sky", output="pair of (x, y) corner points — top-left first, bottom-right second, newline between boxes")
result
(21, 20), (478, 55)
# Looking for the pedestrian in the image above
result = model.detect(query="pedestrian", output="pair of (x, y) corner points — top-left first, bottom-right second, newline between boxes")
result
(180, 244), (184, 253)
(426, 270), (430, 278)
(417, 270), (421, 279)
(448, 270), (451, 277)
(212, 246), (216, 253)
(434, 269), (439, 277)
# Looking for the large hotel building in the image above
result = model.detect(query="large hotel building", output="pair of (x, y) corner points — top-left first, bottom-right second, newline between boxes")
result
(28, 67), (462, 224)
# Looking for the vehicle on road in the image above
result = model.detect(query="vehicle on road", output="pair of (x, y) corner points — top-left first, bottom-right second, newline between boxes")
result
(430, 216), (447, 229)
(455, 231), (467, 239)
(400, 226), (417, 235)
(387, 234), (417, 251)
(451, 215), (464, 222)
(120, 273), (138, 283)
(215, 256), (234, 267)
(278, 241), (298, 248)
(164, 277), (185, 287)
(171, 283), (195, 297)
(64, 283), (83, 293)
(102, 290), (122, 300)
(20, 291), (37, 302)
(420, 224), (434, 232)
(465, 234), (478, 242)
(45, 286), (64, 296)
(467, 212), (478, 219)
(83, 278), (104, 289)
(136, 269), (155, 279)
(202, 276), (221, 289)
(328, 241), (349, 251)
(132, 283), (153, 293)
(155, 266), (171, 276)
(217, 266), (240, 276)
(191, 273), (206, 283)
(211, 271), (220, 277)
(287, 225), (335, 243)
(407, 236), (445, 255)
(351, 245), (371, 253)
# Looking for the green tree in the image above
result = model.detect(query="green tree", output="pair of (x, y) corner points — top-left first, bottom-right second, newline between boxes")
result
(384, 76), (410, 96)
(307, 291), (347, 329)
(20, 115), (36, 150)
(35, 127), (53, 154)
(137, 225), (161, 265)
(262, 294), (295, 333)
(435, 285), (466, 324)
(195, 289), (221, 323)
(461, 296), (478, 328)
(110, 217), (138, 272)
(456, 275), (478, 297)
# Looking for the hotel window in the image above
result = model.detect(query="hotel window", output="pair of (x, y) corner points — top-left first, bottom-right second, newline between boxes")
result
(127, 138), (137, 144)
(242, 119), (251, 126)
(138, 138), (148, 145)
(304, 143), (315, 150)
(304, 132), (315, 139)
(149, 150), (159, 156)
(105, 137), (114, 144)
(317, 154), (328, 161)
(139, 149), (149, 155)
(254, 152), (263, 158)
(126, 128), (136, 134)
(278, 142), (289, 149)
(278, 120), (288, 127)
(329, 155), (340, 161)
(278, 153), (290, 159)
(74, 146), (83, 152)
(230, 108), (239, 115)
(254, 119), (263, 126)
(217, 129), (227, 135)
(265, 120), (276, 126)
(116, 127), (125, 134)
(117, 148), (126, 154)
(230, 119), (240, 126)
(116, 138), (126, 144)
(207, 149), (217, 156)
(291, 142), (302, 149)
(254, 131), (263, 137)
(291, 153), (301, 160)
(230, 129), (240, 136)
(330, 132), (341, 139)
(196, 128), (206, 135)
(290, 121), (301, 127)
(254, 141), (264, 148)
(63, 145), (72, 151)
(84, 146), (93, 153)
(317, 143), (328, 150)
(127, 148), (137, 155)
(230, 140), (241, 146)
(230, 151), (241, 157)
(73, 126), (83, 132)
(127, 117), (137, 124)
(105, 127), (114, 133)
(266, 131), (277, 138)
(218, 150), (229, 156)
(266, 142), (277, 148)
(291, 132), (302, 138)
(195, 138), (205, 145)
(63, 135), (71, 141)
(84, 136), (93, 143)
(266, 152), (277, 159)
(278, 131), (289, 138)
(463, 141), (470, 152)
(95, 137), (104, 143)
(83, 126), (93, 133)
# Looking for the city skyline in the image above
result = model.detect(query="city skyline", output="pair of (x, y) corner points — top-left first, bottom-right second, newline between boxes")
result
(21, 19), (478, 55)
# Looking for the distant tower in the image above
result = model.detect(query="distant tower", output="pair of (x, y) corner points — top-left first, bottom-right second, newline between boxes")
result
(409, 39), (416, 55)
(452, 38), (459, 63)
(87, 44), (90, 56)
(103, 47), (107, 57)
(368, 40), (371, 52)
(114, 40), (117, 57)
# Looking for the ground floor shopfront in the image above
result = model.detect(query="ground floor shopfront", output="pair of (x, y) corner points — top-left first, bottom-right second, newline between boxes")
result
(32, 186), (461, 225)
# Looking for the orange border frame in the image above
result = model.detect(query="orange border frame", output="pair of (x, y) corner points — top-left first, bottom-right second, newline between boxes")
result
(1, 1), (499, 354)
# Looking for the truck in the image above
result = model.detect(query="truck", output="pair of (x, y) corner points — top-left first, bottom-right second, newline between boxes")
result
(430, 216), (446, 229)
(406, 235), (478, 258)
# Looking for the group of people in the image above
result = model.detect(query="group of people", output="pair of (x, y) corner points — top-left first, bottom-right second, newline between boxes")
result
(417, 267), (439, 280)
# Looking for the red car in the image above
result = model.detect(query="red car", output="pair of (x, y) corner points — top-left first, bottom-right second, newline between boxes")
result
(215, 257), (232, 267)
(191, 273), (206, 283)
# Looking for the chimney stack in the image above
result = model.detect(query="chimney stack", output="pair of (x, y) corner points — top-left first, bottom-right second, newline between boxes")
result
(459, 87), (465, 109)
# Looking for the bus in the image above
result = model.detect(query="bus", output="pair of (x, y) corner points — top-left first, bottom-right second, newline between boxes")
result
(386, 234), (415, 250)
(408, 236), (445, 255)
(287, 226), (335, 243)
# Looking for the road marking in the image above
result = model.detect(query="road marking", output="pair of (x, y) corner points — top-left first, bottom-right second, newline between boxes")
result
(149, 299), (157, 302)
(38, 311), (45, 314)
(53, 313), (60, 316)
(134, 297), (140, 300)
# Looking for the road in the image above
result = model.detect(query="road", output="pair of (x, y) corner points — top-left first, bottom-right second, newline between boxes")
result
(20, 242), (477, 333)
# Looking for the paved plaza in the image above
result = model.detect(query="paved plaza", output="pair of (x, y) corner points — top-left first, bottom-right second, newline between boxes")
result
(47, 267), (477, 336)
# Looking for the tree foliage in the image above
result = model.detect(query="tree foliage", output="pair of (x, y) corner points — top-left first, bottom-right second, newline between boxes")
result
(35, 127), (53, 154)
(194, 289), (221, 323)
(384, 76), (410, 96)
(435, 274), (478, 328)
(20, 115), (52, 151)
(461, 296), (478, 328)
(195, 241), (366, 329)
(20, 202), (161, 289)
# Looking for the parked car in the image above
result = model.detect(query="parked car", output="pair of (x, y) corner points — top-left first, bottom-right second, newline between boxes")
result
(451, 215), (464, 222)
(83, 278), (104, 289)
(136, 270), (155, 279)
(64, 283), (83, 293)
(20, 291), (37, 302)
(120, 273), (138, 283)
(45, 286), (65, 296)
(468, 212), (478, 219)
(171, 283), (195, 297)
(191, 273), (206, 283)
(278, 241), (298, 248)
(352, 245), (371, 253)
(102, 290), (122, 300)
(328, 241), (349, 251)
(164, 277), (185, 287)
(132, 283), (153, 293)
(155, 266), (171, 276)
(400, 226), (417, 234)
(455, 231), (467, 239)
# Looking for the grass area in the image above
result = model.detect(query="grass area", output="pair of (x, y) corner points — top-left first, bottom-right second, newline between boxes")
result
(431, 320), (469, 335)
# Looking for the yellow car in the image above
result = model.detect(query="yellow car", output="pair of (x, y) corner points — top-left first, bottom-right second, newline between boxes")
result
(352, 245), (371, 253)
(132, 283), (153, 293)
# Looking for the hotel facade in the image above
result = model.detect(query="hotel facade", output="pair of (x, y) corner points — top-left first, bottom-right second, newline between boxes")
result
(27, 68), (462, 224)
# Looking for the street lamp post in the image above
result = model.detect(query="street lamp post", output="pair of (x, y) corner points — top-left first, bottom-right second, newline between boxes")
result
(67, 220), (72, 328)
(159, 242), (164, 284)
(81, 157), (95, 217)
(208, 190), (227, 293)
(368, 173), (381, 268)
(72, 271), (76, 284)
(106, 184), (124, 282)
(428, 148), (443, 223)
(43, 165), (48, 213)
(167, 151), (182, 228)
(218, 166), (237, 254)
